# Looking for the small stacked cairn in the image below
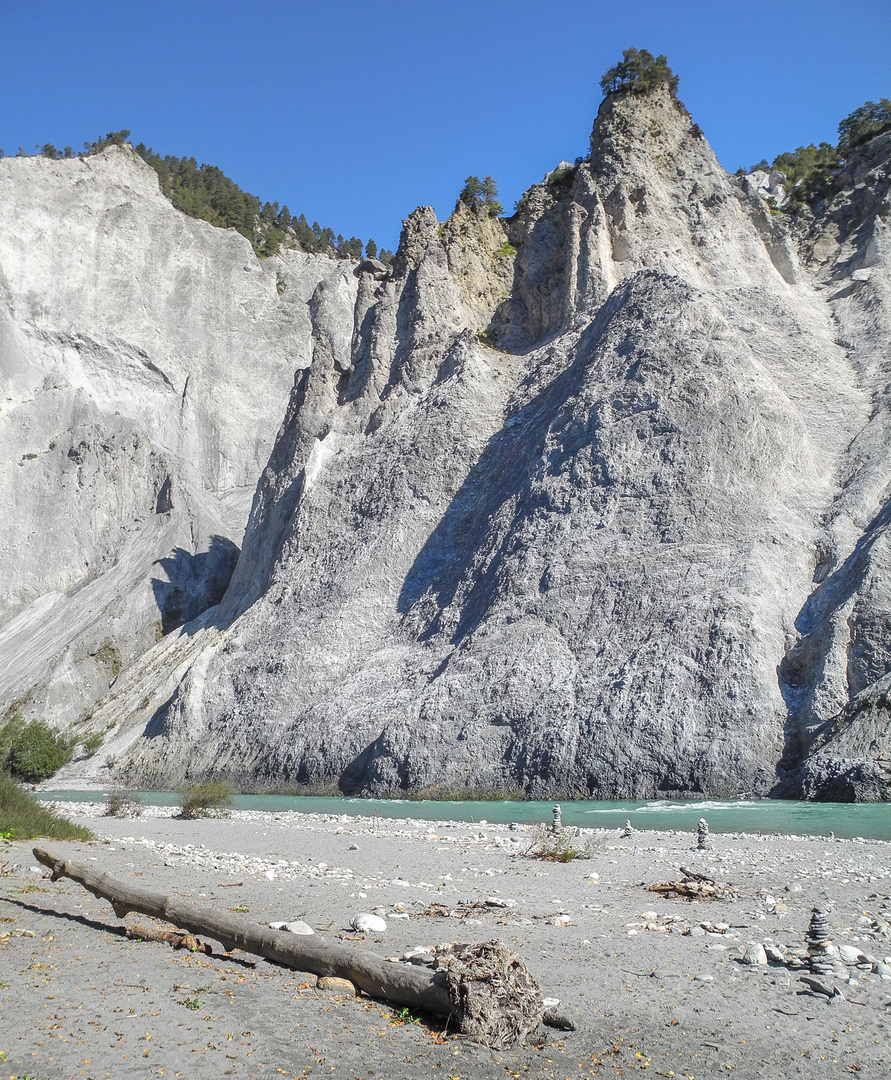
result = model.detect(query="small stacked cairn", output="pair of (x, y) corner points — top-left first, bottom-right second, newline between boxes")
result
(806, 907), (842, 976)
(697, 818), (711, 851)
(621, 819), (634, 838)
(551, 804), (563, 833)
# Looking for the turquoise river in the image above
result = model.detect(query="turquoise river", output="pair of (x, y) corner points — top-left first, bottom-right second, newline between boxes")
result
(39, 792), (891, 841)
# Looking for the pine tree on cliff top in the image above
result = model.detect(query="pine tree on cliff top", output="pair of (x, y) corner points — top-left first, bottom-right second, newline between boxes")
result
(600, 49), (679, 99)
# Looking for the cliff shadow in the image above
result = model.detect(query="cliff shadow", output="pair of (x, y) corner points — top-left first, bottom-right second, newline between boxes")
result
(396, 308), (615, 644)
(151, 534), (239, 634)
(773, 495), (891, 791)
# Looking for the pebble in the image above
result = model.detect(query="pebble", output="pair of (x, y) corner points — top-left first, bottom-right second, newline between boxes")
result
(317, 977), (356, 994)
(351, 913), (387, 933)
(268, 920), (314, 936)
(741, 941), (768, 966)
(403, 948), (435, 966)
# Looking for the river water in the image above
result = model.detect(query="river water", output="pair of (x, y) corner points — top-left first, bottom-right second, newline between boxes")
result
(38, 791), (891, 841)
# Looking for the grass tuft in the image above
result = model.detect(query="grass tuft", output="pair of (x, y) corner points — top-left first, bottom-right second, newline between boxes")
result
(0, 770), (93, 841)
(521, 823), (599, 862)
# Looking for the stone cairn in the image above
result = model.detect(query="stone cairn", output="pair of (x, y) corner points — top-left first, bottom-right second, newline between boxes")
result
(621, 819), (634, 838)
(806, 907), (842, 976)
(551, 804), (563, 834)
(696, 818), (711, 851)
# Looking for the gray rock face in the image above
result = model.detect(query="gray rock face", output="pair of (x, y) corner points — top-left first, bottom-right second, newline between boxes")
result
(94, 90), (885, 799)
(0, 147), (357, 732)
(6, 95), (891, 799)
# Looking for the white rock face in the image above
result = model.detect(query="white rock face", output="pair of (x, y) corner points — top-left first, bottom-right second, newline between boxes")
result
(103, 89), (887, 801)
(5, 96), (891, 801)
(0, 146), (356, 736)
(746, 169), (787, 208)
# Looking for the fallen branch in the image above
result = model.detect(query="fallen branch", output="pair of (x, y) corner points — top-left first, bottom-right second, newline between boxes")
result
(678, 867), (715, 884)
(33, 847), (547, 1045)
(125, 924), (212, 954)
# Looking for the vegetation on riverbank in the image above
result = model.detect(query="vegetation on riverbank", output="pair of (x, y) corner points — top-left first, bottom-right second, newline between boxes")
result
(0, 771), (93, 841)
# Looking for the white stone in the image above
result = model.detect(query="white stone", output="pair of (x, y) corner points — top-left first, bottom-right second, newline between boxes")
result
(351, 913), (387, 934)
(741, 942), (768, 966)
(269, 920), (314, 936)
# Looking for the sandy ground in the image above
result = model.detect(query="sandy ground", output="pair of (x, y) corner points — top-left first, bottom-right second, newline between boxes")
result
(1, 806), (890, 1080)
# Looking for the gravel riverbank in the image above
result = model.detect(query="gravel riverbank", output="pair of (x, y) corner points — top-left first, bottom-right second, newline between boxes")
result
(2, 806), (890, 1079)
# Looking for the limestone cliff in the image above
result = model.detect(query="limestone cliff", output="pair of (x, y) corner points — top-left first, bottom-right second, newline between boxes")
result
(5, 93), (891, 800)
(0, 147), (357, 730)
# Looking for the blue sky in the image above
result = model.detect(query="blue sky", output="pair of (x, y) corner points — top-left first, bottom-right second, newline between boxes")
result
(2, 1), (889, 251)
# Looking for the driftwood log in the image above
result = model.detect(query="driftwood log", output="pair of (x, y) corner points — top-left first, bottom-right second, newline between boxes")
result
(34, 847), (452, 1016)
(34, 847), (557, 1042)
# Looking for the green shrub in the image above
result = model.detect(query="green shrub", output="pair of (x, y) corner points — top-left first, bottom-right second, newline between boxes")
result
(178, 781), (234, 819)
(105, 788), (143, 818)
(749, 98), (891, 215)
(5, 720), (72, 782)
(82, 731), (104, 757)
(521, 823), (599, 862)
(0, 771), (93, 841)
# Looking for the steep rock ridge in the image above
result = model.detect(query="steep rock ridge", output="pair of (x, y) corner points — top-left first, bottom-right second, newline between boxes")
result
(0, 147), (357, 730)
(107, 88), (885, 799)
(778, 131), (891, 798)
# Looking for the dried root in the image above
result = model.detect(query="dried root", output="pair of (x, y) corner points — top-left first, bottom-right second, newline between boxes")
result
(438, 939), (544, 1048)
